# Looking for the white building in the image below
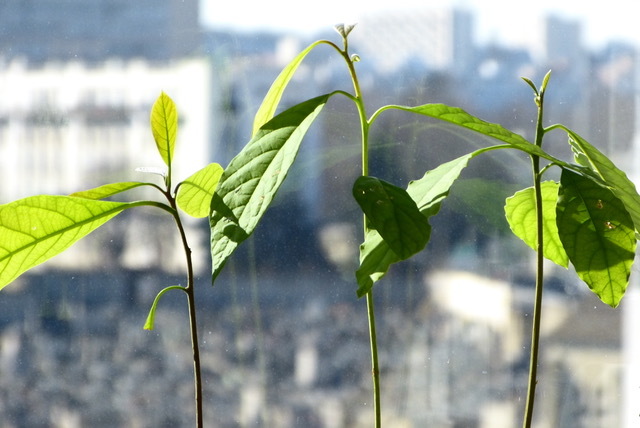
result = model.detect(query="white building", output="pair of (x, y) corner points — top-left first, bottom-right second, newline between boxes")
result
(0, 57), (217, 201)
(350, 7), (475, 74)
(0, 57), (219, 273)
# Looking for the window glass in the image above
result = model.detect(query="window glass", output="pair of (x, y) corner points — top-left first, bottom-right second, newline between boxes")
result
(0, 1), (638, 427)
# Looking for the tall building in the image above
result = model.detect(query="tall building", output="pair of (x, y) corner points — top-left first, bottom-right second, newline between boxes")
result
(0, 0), (200, 62)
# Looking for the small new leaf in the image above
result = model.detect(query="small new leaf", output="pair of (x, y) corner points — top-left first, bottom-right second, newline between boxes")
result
(144, 285), (184, 330)
(353, 176), (430, 260)
(556, 169), (636, 307)
(177, 163), (224, 218)
(150, 92), (178, 168)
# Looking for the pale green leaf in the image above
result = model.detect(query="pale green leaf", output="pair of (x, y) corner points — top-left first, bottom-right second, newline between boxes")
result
(0, 196), (136, 288)
(353, 176), (430, 260)
(556, 169), (636, 307)
(177, 163), (224, 218)
(150, 92), (178, 168)
(252, 41), (325, 136)
(211, 94), (331, 281)
(504, 181), (569, 268)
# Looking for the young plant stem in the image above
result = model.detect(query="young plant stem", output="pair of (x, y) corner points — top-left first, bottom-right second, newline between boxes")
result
(339, 35), (382, 427)
(522, 86), (547, 428)
(167, 194), (203, 428)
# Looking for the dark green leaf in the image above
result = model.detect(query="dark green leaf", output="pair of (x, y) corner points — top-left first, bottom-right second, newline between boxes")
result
(210, 95), (331, 281)
(505, 181), (569, 268)
(355, 152), (475, 297)
(353, 176), (430, 260)
(566, 129), (640, 235)
(556, 169), (636, 307)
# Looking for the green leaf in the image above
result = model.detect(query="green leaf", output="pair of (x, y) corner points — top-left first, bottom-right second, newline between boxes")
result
(211, 94), (331, 281)
(353, 176), (430, 260)
(504, 181), (569, 268)
(252, 41), (325, 136)
(70, 182), (152, 200)
(355, 152), (475, 297)
(177, 163), (224, 218)
(556, 169), (636, 307)
(150, 92), (178, 168)
(0, 195), (136, 289)
(391, 104), (551, 158)
(566, 129), (640, 235)
(143, 285), (184, 330)
(356, 230), (399, 296)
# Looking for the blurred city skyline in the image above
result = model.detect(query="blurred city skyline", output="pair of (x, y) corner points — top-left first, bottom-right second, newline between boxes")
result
(202, 1), (639, 50)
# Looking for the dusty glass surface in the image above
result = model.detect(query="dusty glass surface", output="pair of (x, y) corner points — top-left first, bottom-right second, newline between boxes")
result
(0, 1), (638, 427)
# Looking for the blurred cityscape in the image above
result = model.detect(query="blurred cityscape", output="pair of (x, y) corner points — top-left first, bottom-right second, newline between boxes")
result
(0, 1), (639, 427)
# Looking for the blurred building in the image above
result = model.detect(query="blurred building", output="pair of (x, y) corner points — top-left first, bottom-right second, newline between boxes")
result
(0, 0), (200, 63)
(350, 7), (475, 75)
(0, 58), (215, 201)
(0, 57), (218, 273)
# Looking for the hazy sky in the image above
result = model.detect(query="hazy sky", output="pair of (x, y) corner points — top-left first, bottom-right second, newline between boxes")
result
(201, 1), (638, 50)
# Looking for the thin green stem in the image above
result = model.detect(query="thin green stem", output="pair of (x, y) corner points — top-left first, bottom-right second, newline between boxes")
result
(164, 192), (203, 428)
(522, 83), (547, 428)
(339, 35), (381, 428)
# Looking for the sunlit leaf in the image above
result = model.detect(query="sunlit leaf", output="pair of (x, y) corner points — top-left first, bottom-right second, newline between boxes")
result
(504, 181), (569, 268)
(150, 92), (178, 168)
(355, 152), (475, 297)
(353, 176), (430, 260)
(0, 196), (137, 288)
(70, 182), (152, 200)
(390, 104), (553, 158)
(566, 129), (640, 235)
(252, 41), (326, 136)
(211, 94), (331, 281)
(556, 169), (636, 307)
(177, 163), (224, 218)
